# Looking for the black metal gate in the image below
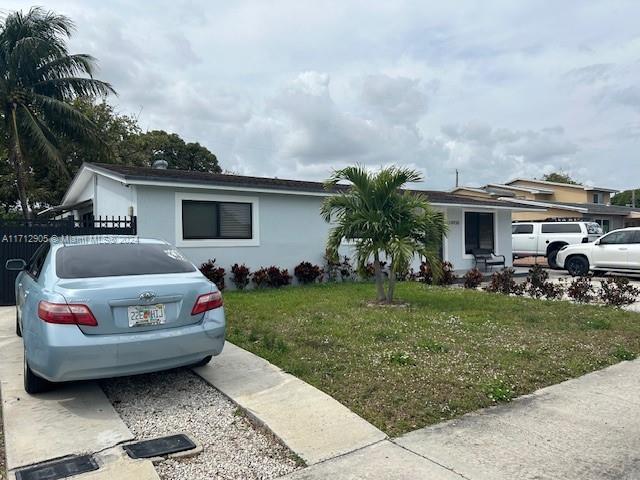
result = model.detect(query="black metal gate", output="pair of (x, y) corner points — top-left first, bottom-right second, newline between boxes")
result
(0, 216), (136, 305)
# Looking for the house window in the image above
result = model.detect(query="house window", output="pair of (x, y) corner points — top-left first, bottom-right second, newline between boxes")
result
(464, 212), (494, 254)
(182, 200), (252, 239)
(592, 193), (602, 204)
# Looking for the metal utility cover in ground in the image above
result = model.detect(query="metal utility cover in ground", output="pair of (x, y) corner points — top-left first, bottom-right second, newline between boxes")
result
(14, 455), (99, 480)
(123, 434), (196, 459)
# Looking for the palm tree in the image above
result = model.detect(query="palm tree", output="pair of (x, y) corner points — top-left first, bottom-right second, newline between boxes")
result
(0, 7), (115, 218)
(321, 165), (447, 303)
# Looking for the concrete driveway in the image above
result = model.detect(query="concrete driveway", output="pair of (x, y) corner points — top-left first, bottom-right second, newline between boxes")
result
(0, 306), (159, 479)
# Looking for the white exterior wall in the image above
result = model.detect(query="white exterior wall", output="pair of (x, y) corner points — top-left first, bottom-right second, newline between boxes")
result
(443, 206), (513, 270)
(94, 175), (136, 219)
(130, 184), (513, 280)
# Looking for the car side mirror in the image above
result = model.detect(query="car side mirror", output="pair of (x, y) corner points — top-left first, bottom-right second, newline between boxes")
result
(594, 240), (601, 246)
(5, 259), (26, 271)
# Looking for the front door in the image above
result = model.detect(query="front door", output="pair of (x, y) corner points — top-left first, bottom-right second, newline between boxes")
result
(591, 230), (635, 269)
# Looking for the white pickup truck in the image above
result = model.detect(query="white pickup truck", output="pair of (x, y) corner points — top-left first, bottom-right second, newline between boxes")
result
(512, 221), (603, 269)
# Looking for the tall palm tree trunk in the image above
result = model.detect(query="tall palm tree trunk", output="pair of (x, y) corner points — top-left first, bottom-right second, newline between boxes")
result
(373, 251), (386, 302)
(9, 106), (31, 219)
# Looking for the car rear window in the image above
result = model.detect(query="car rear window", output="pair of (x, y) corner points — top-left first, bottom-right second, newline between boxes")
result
(56, 244), (196, 279)
(541, 223), (582, 233)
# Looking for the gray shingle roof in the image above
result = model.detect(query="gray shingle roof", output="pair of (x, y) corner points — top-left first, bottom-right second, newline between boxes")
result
(88, 162), (538, 209)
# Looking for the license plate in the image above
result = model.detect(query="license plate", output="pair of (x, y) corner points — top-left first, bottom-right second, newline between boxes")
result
(128, 304), (166, 327)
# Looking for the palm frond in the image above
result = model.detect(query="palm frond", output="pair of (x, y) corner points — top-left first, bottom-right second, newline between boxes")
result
(17, 104), (62, 167)
(34, 76), (115, 99)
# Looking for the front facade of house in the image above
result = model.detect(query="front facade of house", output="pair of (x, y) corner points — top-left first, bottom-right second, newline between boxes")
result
(52, 163), (537, 281)
(453, 178), (640, 232)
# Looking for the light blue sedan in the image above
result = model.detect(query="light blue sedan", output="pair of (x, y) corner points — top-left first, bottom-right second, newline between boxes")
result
(6, 236), (225, 394)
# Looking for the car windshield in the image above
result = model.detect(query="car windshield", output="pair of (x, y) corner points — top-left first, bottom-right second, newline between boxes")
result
(56, 243), (196, 279)
(586, 223), (603, 235)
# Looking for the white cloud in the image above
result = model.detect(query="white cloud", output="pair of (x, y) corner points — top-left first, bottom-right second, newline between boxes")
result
(4, 0), (640, 189)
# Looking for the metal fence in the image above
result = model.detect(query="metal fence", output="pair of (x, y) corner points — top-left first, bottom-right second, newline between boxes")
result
(0, 216), (137, 305)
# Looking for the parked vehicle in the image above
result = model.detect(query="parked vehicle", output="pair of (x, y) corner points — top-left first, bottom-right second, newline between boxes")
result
(556, 227), (640, 276)
(5, 236), (225, 394)
(512, 221), (603, 268)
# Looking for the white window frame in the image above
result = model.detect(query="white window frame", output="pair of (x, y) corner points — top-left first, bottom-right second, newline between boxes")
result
(461, 209), (498, 259)
(175, 191), (260, 247)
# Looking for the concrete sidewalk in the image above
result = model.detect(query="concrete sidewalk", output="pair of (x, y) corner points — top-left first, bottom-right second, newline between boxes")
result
(0, 307), (159, 479)
(193, 343), (387, 465)
(283, 359), (640, 479)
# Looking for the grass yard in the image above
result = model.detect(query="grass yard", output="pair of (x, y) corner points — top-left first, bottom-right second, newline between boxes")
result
(225, 282), (640, 437)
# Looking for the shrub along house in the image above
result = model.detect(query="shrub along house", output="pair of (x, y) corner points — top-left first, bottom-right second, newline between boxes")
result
(48, 162), (540, 283)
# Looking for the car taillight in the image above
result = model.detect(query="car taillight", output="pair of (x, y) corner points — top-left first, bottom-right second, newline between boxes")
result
(191, 291), (223, 315)
(38, 301), (98, 326)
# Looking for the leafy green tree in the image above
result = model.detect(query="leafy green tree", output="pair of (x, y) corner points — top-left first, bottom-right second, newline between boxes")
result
(541, 172), (578, 184)
(0, 7), (115, 218)
(14, 99), (222, 208)
(611, 189), (640, 207)
(29, 98), (144, 206)
(321, 166), (446, 303)
(133, 130), (220, 173)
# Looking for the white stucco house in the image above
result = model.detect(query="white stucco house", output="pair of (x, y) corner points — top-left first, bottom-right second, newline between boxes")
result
(48, 162), (539, 280)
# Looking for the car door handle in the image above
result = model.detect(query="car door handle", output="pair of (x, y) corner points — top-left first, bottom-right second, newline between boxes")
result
(619, 247), (628, 251)
(528, 237), (535, 239)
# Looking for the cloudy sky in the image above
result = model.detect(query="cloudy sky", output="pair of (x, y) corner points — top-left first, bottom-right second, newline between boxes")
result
(5, 1), (640, 189)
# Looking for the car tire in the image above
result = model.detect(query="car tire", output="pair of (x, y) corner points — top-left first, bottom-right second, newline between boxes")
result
(16, 309), (22, 337)
(566, 256), (590, 277)
(547, 249), (561, 269)
(24, 353), (51, 394)
(190, 355), (213, 368)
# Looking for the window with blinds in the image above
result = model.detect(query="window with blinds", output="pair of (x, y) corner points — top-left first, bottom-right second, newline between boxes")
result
(182, 200), (252, 239)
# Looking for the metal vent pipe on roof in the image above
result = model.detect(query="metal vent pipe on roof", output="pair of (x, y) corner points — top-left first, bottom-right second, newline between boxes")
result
(152, 159), (168, 169)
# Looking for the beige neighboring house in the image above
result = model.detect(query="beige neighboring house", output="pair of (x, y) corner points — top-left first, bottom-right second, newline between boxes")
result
(452, 178), (640, 232)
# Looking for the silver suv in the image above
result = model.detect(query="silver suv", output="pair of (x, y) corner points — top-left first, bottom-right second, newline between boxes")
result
(512, 221), (603, 269)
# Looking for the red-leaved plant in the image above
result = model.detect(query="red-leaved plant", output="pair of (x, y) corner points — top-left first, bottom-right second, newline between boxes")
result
(230, 263), (251, 290)
(199, 259), (225, 291)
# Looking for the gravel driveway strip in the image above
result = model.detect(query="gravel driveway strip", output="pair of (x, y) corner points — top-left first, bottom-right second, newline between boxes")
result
(101, 369), (300, 480)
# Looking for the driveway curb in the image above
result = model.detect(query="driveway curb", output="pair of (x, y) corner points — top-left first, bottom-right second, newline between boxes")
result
(193, 343), (387, 465)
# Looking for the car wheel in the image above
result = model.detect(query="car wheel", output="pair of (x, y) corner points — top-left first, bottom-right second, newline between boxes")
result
(190, 355), (213, 368)
(566, 256), (590, 277)
(547, 249), (561, 269)
(16, 309), (22, 337)
(24, 353), (51, 394)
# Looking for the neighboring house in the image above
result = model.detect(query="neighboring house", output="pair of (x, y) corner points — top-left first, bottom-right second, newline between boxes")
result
(48, 162), (539, 280)
(452, 178), (640, 232)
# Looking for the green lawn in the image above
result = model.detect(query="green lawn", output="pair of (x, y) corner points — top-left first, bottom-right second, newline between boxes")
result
(225, 282), (640, 437)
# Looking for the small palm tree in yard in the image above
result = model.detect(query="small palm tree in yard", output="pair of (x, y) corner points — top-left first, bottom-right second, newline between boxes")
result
(321, 165), (446, 303)
(0, 7), (115, 218)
